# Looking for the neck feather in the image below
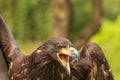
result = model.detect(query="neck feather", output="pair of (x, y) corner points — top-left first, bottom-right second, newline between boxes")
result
(28, 50), (70, 80)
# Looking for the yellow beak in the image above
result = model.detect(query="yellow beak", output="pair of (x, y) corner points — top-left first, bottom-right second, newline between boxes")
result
(57, 47), (80, 75)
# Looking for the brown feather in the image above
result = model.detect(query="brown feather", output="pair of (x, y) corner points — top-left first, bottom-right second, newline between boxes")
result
(0, 48), (9, 80)
(0, 15), (23, 64)
(9, 40), (71, 80)
(71, 42), (114, 80)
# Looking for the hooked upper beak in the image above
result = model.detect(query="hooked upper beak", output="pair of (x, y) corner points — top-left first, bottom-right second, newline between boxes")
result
(57, 47), (80, 75)
(69, 47), (80, 61)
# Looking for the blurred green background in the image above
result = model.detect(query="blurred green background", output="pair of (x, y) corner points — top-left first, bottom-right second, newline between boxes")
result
(0, 0), (120, 79)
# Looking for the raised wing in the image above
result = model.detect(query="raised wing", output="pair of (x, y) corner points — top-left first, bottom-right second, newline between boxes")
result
(71, 42), (114, 80)
(0, 15), (24, 65)
(0, 48), (9, 80)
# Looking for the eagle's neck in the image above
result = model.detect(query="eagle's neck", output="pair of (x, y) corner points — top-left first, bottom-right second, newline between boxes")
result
(28, 50), (70, 80)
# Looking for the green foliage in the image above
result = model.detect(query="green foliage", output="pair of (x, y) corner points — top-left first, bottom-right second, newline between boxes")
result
(90, 16), (120, 80)
(103, 0), (120, 20)
(0, 0), (120, 42)
(0, 0), (51, 43)
(71, 0), (120, 38)
(71, 0), (92, 38)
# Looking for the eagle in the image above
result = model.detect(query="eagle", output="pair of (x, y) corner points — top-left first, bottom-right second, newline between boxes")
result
(0, 15), (114, 80)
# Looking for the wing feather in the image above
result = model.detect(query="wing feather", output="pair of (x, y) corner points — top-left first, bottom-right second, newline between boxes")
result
(0, 48), (9, 80)
(71, 42), (114, 80)
(0, 15), (24, 64)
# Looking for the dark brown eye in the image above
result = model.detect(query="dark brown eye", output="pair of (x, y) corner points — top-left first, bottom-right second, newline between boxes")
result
(56, 44), (63, 49)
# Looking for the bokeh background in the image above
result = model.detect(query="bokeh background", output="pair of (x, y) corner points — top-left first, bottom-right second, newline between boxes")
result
(0, 0), (120, 79)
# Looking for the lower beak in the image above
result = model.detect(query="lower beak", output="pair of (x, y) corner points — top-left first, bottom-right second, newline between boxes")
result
(57, 47), (80, 75)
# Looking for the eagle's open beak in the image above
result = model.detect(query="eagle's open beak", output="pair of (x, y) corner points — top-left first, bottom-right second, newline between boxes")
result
(57, 47), (80, 75)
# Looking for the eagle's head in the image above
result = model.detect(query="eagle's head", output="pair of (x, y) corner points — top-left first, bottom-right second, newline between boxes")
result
(41, 37), (80, 75)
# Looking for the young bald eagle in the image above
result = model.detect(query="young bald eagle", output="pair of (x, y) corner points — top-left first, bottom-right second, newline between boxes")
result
(0, 16), (114, 80)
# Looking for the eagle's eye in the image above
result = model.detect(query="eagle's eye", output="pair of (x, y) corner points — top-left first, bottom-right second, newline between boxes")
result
(56, 44), (65, 49)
